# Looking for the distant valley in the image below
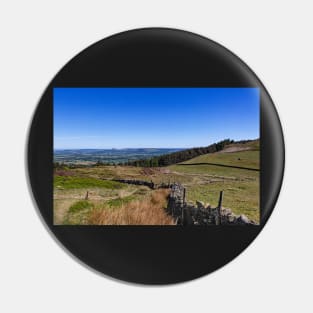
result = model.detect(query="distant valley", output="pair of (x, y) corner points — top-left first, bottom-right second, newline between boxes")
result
(54, 148), (183, 165)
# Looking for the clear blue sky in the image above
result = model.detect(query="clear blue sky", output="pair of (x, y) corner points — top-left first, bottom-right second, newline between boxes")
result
(54, 87), (259, 149)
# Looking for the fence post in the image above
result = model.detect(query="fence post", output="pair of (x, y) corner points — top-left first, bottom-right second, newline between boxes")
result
(85, 191), (89, 200)
(183, 187), (186, 206)
(216, 191), (223, 225)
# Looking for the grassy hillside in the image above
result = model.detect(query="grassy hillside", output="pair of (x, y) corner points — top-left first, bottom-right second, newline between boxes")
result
(169, 143), (260, 221)
(53, 140), (260, 224)
(182, 150), (259, 170)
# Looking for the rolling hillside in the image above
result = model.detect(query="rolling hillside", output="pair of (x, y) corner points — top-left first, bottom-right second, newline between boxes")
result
(169, 146), (259, 222)
(53, 139), (260, 224)
(181, 150), (259, 170)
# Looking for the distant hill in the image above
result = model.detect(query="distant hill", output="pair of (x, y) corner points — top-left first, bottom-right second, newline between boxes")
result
(127, 139), (259, 167)
(53, 148), (182, 166)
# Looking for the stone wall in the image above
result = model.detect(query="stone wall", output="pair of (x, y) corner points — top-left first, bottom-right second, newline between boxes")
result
(111, 179), (256, 225)
(167, 183), (256, 226)
(112, 179), (155, 189)
(112, 178), (172, 190)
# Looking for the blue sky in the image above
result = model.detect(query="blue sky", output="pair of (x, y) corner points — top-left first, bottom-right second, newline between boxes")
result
(54, 88), (259, 149)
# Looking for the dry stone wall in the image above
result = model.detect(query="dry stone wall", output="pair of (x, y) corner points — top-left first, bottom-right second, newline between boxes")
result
(110, 178), (256, 225)
(112, 179), (155, 189)
(167, 183), (256, 226)
(112, 178), (172, 190)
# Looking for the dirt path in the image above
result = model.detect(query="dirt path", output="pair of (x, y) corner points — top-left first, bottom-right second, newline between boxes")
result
(53, 188), (142, 224)
(54, 199), (77, 225)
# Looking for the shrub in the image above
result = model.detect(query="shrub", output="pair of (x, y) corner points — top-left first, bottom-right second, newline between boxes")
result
(69, 200), (94, 213)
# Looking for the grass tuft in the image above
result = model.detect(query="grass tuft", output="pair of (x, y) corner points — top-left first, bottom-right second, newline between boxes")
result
(88, 189), (174, 225)
(106, 195), (136, 208)
(69, 200), (94, 213)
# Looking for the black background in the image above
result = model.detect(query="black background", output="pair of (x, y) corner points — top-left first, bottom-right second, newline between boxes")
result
(27, 28), (284, 284)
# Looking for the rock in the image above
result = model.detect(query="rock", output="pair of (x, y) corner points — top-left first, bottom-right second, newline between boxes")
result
(227, 215), (236, 222)
(190, 207), (199, 216)
(238, 214), (251, 224)
(222, 208), (232, 215)
(214, 215), (221, 225)
(240, 214), (250, 224)
(196, 201), (205, 209)
(210, 208), (218, 215)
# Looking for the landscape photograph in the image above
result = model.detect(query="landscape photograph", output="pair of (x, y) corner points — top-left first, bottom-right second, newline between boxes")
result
(54, 87), (260, 225)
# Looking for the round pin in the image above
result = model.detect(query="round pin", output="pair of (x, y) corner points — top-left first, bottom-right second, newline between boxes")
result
(27, 28), (284, 284)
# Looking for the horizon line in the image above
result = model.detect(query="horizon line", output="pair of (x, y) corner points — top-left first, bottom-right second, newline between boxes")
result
(53, 147), (187, 151)
(53, 138), (259, 151)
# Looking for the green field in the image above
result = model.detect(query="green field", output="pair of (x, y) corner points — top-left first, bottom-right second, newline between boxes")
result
(169, 148), (259, 221)
(182, 150), (259, 170)
(54, 175), (124, 189)
(53, 141), (260, 224)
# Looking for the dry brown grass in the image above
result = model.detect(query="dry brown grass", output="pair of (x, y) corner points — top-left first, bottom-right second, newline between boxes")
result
(88, 189), (174, 225)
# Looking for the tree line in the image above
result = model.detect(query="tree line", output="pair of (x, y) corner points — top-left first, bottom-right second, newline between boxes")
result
(125, 139), (234, 167)
(54, 139), (256, 169)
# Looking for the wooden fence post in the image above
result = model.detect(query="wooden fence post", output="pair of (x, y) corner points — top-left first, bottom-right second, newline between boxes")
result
(218, 190), (223, 208)
(216, 190), (223, 225)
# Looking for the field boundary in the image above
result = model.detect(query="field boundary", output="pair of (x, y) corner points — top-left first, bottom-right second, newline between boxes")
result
(167, 183), (256, 226)
(177, 163), (259, 171)
(110, 178), (257, 225)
